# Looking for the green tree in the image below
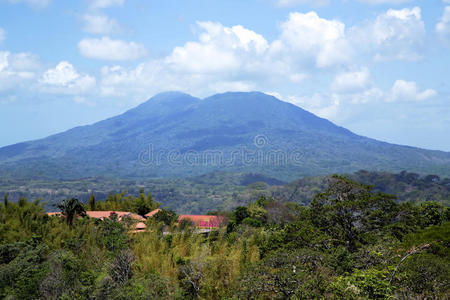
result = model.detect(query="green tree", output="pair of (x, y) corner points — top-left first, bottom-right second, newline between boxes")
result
(56, 198), (86, 227)
(311, 175), (397, 252)
(419, 201), (445, 227)
(88, 193), (96, 211)
(134, 188), (158, 216)
(98, 214), (128, 252)
(153, 209), (178, 226)
(3, 193), (8, 208)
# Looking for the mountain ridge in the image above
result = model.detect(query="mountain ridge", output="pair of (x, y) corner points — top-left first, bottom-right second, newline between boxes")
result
(1, 91), (449, 181)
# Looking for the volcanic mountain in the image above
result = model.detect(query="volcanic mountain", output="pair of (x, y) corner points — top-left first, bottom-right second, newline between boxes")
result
(1, 91), (449, 181)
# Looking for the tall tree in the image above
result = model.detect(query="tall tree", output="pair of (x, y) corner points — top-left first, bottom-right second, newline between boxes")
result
(3, 193), (8, 208)
(88, 193), (96, 211)
(56, 198), (86, 226)
(134, 188), (158, 216)
(311, 175), (397, 252)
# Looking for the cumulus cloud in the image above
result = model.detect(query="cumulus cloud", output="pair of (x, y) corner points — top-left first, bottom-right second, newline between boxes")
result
(331, 67), (371, 93)
(389, 80), (437, 102)
(351, 7), (425, 61)
(276, 77), (436, 123)
(96, 19), (314, 101)
(89, 0), (124, 10)
(0, 28), (5, 43)
(3, 10), (437, 111)
(82, 14), (122, 35)
(275, 12), (353, 67)
(99, 61), (258, 101)
(96, 12), (431, 104)
(78, 37), (147, 60)
(166, 22), (269, 74)
(39, 61), (95, 94)
(436, 6), (450, 44)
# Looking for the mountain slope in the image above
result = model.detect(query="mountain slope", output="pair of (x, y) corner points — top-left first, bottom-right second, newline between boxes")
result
(1, 91), (450, 180)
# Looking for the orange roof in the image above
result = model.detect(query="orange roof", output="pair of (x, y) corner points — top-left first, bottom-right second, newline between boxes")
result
(47, 211), (145, 221)
(178, 215), (224, 228)
(145, 208), (162, 217)
(134, 222), (147, 230)
(85, 211), (145, 221)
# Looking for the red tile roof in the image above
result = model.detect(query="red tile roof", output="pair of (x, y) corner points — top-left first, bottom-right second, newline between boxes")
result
(178, 215), (224, 228)
(145, 208), (162, 218)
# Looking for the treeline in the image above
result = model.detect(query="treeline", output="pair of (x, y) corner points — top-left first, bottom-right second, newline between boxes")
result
(86, 188), (160, 216)
(1, 170), (449, 214)
(0, 175), (449, 299)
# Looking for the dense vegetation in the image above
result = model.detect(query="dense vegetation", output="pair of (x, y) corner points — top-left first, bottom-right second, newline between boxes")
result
(1, 175), (449, 299)
(1, 170), (449, 214)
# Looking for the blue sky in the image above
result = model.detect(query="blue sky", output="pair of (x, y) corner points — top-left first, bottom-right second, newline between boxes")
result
(0, 0), (449, 150)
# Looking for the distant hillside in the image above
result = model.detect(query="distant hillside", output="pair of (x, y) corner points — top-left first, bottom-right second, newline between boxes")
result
(1, 91), (450, 180)
(1, 171), (448, 214)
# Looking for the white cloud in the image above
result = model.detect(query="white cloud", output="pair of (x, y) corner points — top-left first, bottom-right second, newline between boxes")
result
(5, 0), (50, 8)
(285, 93), (341, 119)
(331, 67), (371, 92)
(7, 52), (41, 70)
(209, 81), (256, 93)
(0, 51), (40, 92)
(39, 61), (95, 94)
(436, 6), (450, 44)
(0, 52), (9, 73)
(0, 51), (40, 94)
(351, 7), (425, 61)
(0, 28), (5, 43)
(82, 14), (122, 35)
(389, 80), (437, 102)
(78, 37), (147, 60)
(89, 0), (124, 10)
(166, 21), (268, 74)
(275, 12), (353, 67)
(96, 20), (313, 102)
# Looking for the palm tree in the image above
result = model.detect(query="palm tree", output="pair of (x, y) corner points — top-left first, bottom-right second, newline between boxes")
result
(56, 198), (86, 226)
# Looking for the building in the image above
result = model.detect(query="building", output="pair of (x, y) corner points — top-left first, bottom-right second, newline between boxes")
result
(144, 208), (161, 218)
(178, 215), (224, 229)
(47, 211), (147, 232)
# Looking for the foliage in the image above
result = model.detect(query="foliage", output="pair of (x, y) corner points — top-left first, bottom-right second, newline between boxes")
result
(1, 170), (449, 215)
(152, 208), (178, 226)
(0, 175), (449, 299)
(93, 188), (160, 216)
(56, 198), (86, 227)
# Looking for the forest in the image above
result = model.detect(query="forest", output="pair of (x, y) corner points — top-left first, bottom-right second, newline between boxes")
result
(0, 175), (449, 299)
(1, 170), (449, 214)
